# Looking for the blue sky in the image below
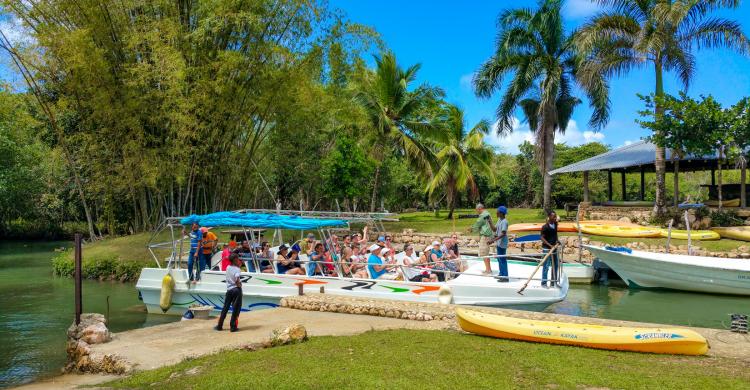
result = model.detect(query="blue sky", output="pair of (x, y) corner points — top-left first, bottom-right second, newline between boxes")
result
(330, 0), (750, 154)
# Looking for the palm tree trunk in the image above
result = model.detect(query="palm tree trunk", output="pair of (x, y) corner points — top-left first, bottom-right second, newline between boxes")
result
(542, 128), (555, 212)
(718, 146), (723, 211)
(370, 165), (381, 212)
(446, 181), (456, 220)
(653, 59), (667, 216)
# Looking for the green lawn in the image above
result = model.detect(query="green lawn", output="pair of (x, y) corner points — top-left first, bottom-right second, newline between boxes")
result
(106, 329), (749, 390)
(382, 208), (557, 234)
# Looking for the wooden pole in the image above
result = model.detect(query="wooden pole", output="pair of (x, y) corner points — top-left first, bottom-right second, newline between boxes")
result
(607, 171), (613, 201)
(620, 171), (626, 201)
(742, 161), (747, 209)
(74, 233), (82, 325)
(517, 244), (558, 295)
(673, 159), (680, 206)
(711, 168), (716, 186)
(640, 166), (645, 201)
(582, 171), (590, 202)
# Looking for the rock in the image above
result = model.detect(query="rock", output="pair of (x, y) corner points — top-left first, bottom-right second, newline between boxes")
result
(80, 322), (110, 344)
(740, 253), (750, 259)
(270, 324), (307, 346)
(618, 217), (631, 224)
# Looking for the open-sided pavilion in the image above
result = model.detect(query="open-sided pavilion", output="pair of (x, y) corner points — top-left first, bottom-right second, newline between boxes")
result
(549, 140), (747, 208)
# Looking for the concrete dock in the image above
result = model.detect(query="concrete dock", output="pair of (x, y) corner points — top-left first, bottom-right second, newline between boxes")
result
(15, 294), (750, 389)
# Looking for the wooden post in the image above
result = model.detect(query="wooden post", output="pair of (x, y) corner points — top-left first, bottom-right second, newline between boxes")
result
(582, 171), (590, 202)
(711, 168), (716, 186)
(607, 171), (613, 201)
(639, 166), (645, 201)
(620, 171), (626, 201)
(742, 161), (747, 209)
(74, 233), (82, 325)
(673, 159), (680, 207)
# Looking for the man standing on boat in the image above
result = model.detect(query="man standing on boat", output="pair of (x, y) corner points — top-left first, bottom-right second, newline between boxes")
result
(471, 203), (494, 275)
(183, 223), (202, 283)
(493, 206), (509, 282)
(540, 211), (560, 288)
(215, 253), (242, 332)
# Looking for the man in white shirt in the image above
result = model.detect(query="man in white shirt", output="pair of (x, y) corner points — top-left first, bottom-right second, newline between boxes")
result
(215, 253), (243, 332)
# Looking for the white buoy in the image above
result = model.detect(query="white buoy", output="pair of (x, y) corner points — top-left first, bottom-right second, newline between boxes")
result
(437, 285), (453, 304)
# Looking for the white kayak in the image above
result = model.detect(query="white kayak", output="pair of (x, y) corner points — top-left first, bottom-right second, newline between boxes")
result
(585, 245), (750, 296)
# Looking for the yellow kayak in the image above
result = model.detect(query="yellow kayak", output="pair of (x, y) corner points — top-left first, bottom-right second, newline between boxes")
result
(580, 224), (662, 238)
(456, 308), (708, 355)
(705, 198), (740, 207)
(658, 229), (720, 240)
(711, 226), (750, 241)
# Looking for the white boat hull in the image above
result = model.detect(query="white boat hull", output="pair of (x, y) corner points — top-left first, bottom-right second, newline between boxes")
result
(586, 245), (750, 296)
(136, 262), (568, 315)
(464, 256), (594, 284)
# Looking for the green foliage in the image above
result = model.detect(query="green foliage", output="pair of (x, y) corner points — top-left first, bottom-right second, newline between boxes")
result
(321, 134), (373, 202)
(709, 209), (744, 227)
(52, 251), (143, 281)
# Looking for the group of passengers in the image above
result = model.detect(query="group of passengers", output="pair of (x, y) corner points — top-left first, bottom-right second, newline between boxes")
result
(187, 222), (466, 283)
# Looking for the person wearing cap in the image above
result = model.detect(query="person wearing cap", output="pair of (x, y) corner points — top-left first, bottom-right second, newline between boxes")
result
(493, 206), (510, 282)
(367, 244), (398, 280)
(276, 245), (304, 275)
(195, 227), (217, 282)
(471, 203), (495, 274)
(214, 253), (242, 332)
(183, 223), (203, 282)
(220, 241), (237, 271)
(428, 240), (450, 281)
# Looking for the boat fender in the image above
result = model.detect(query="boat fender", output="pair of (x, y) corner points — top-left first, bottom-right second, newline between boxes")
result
(437, 285), (453, 305)
(159, 271), (175, 313)
(181, 310), (195, 321)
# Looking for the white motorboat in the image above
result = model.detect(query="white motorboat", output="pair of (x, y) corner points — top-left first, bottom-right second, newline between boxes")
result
(137, 211), (568, 315)
(462, 254), (594, 284)
(585, 245), (750, 296)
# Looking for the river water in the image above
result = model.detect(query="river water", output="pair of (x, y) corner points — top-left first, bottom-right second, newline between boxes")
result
(0, 241), (748, 387)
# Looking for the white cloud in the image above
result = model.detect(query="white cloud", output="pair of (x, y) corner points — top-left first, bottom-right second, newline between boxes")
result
(484, 118), (606, 154)
(459, 73), (474, 91)
(562, 0), (601, 19)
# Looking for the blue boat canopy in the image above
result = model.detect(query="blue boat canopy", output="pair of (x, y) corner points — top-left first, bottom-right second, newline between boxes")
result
(180, 212), (347, 229)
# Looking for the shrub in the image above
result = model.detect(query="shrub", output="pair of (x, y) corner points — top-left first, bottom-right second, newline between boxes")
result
(51, 252), (143, 281)
(710, 209), (744, 227)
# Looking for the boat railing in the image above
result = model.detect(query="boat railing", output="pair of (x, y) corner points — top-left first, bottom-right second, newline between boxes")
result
(223, 254), (563, 284)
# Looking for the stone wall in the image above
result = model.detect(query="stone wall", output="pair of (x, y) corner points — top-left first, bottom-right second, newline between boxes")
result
(581, 205), (653, 224)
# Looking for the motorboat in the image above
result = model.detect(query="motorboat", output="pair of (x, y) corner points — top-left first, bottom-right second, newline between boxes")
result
(137, 211), (569, 315)
(585, 245), (750, 296)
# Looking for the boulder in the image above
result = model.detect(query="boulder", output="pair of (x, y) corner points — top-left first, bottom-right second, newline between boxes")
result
(270, 324), (307, 346)
(80, 322), (111, 344)
(618, 217), (632, 224)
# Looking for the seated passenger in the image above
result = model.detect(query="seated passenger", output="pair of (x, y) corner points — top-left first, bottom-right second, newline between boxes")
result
(367, 244), (398, 280)
(258, 241), (274, 274)
(350, 244), (369, 279)
(233, 241), (255, 272)
(220, 241), (237, 271)
(429, 241), (449, 282)
(276, 245), (304, 275)
(400, 244), (438, 282)
(307, 243), (326, 276)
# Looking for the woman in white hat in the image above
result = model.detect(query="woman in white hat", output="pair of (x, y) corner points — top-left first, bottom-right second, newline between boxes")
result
(366, 244), (398, 280)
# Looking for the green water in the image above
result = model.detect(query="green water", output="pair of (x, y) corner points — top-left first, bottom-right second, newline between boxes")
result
(0, 241), (175, 388)
(1, 242), (748, 388)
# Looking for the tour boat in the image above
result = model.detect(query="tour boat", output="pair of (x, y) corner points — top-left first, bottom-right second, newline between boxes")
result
(137, 212), (569, 315)
(585, 245), (750, 296)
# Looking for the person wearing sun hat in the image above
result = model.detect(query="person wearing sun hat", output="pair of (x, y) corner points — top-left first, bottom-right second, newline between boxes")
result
(493, 206), (510, 282)
(366, 244), (398, 279)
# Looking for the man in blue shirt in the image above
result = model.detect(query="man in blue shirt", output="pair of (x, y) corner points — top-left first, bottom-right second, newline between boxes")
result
(493, 206), (510, 282)
(367, 244), (397, 279)
(183, 223), (202, 282)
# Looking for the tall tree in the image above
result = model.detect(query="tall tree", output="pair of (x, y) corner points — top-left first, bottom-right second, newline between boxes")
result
(354, 51), (445, 211)
(473, 0), (610, 212)
(426, 105), (495, 219)
(576, 0), (748, 215)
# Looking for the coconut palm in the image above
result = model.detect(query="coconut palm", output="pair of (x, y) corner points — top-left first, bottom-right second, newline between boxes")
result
(426, 105), (495, 219)
(576, 0), (749, 215)
(473, 0), (610, 212)
(354, 51), (445, 211)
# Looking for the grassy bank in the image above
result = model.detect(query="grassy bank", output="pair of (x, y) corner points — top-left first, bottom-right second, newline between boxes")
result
(106, 329), (749, 389)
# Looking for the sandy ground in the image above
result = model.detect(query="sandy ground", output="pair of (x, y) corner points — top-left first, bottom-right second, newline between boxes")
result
(12, 308), (449, 389)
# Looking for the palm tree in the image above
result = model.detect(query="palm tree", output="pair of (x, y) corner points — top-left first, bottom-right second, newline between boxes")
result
(473, 0), (610, 212)
(426, 105), (495, 219)
(354, 51), (445, 211)
(576, 0), (748, 215)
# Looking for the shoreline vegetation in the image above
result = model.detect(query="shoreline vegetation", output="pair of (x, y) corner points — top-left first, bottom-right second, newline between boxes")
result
(51, 208), (750, 282)
(104, 329), (750, 390)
